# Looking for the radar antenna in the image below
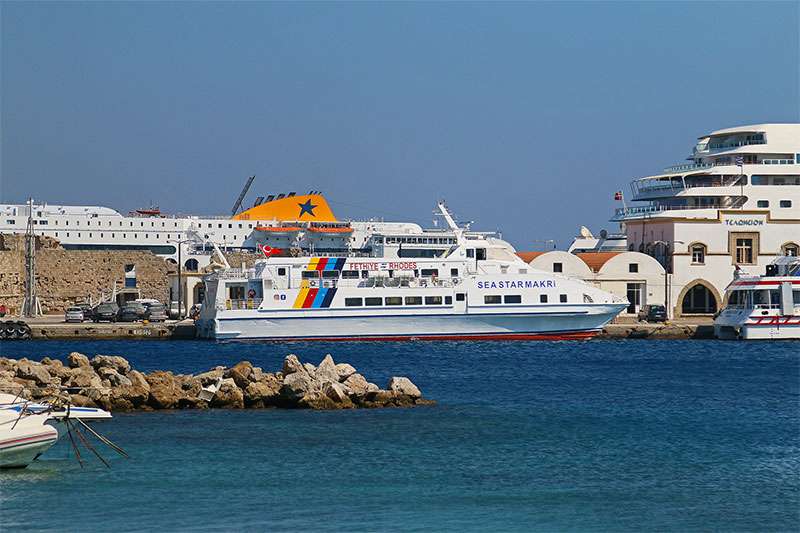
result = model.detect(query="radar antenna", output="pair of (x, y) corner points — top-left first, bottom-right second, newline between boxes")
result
(231, 175), (256, 216)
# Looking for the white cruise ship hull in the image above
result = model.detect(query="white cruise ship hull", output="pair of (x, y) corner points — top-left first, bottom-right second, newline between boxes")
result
(199, 304), (625, 341)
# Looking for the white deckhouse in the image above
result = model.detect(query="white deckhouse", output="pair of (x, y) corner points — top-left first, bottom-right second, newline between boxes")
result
(612, 123), (800, 318)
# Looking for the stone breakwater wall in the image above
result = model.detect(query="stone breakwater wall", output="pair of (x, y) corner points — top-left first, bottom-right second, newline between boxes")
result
(0, 353), (433, 411)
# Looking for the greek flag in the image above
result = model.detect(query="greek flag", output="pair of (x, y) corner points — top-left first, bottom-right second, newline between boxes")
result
(735, 156), (744, 167)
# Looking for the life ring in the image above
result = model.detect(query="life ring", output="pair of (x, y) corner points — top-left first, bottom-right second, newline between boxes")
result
(247, 289), (257, 298)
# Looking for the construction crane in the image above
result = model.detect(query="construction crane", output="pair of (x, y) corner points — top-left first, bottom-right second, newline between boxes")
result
(230, 175), (256, 216)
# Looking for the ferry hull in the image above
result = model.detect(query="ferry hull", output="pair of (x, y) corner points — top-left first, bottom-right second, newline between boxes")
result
(199, 305), (625, 341)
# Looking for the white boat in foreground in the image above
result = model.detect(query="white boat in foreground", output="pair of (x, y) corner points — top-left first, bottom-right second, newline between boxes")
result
(197, 202), (628, 341)
(0, 410), (58, 469)
(0, 393), (112, 420)
(714, 256), (800, 340)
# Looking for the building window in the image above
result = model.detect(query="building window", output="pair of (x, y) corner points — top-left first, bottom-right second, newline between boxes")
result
(731, 233), (757, 265)
(691, 244), (706, 264)
(757, 200), (769, 208)
(504, 295), (522, 304)
(780, 200), (793, 208)
(553, 262), (563, 273)
(629, 263), (639, 273)
(782, 243), (799, 257)
(484, 295), (501, 304)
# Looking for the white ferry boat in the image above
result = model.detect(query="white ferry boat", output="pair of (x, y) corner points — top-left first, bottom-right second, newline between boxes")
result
(714, 257), (800, 340)
(196, 203), (627, 341)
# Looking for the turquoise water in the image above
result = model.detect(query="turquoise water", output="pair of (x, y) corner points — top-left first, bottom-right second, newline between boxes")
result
(1, 340), (798, 532)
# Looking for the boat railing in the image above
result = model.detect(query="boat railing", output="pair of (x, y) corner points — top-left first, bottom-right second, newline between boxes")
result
(225, 298), (263, 310)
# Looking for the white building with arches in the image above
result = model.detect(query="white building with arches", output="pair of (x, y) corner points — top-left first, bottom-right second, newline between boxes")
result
(612, 123), (799, 317)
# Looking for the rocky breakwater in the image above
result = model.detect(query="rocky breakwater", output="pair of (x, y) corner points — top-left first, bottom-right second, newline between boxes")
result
(0, 353), (434, 411)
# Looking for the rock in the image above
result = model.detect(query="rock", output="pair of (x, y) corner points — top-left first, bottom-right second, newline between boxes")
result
(146, 371), (182, 409)
(68, 394), (97, 408)
(243, 378), (281, 408)
(303, 363), (317, 377)
(315, 354), (339, 384)
(323, 381), (353, 406)
(91, 355), (131, 375)
(65, 366), (104, 391)
(0, 358), (16, 372)
(210, 378), (244, 409)
(67, 352), (91, 368)
(42, 359), (70, 381)
(251, 367), (265, 383)
(387, 377), (422, 398)
(282, 354), (305, 376)
(335, 363), (357, 382)
(342, 373), (371, 395)
(15, 360), (52, 386)
(111, 369), (150, 408)
(225, 361), (253, 388)
(194, 367), (225, 386)
(280, 371), (317, 402)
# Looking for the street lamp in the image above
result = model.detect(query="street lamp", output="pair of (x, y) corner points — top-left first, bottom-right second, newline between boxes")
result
(168, 237), (194, 320)
(651, 239), (684, 319)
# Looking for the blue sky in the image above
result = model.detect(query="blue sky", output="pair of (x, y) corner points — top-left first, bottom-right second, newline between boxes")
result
(2, 1), (798, 249)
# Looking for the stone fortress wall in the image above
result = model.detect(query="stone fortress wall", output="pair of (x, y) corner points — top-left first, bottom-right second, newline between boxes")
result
(0, 234), (172, 314)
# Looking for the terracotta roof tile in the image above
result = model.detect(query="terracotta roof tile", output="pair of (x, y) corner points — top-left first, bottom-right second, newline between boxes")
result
(574, 252), (621, 272)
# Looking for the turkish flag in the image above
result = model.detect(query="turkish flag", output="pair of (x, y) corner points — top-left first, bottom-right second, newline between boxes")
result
(614, 191), (623, 201)
(258, 244), (283, 257)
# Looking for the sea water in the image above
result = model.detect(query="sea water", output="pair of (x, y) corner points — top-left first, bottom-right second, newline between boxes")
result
(0, 340), (798, 532)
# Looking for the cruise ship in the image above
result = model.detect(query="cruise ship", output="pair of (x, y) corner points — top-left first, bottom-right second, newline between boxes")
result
(195, 202), (627, 341)
(0, 189), (464, 272)
(611, 123), (799, 318)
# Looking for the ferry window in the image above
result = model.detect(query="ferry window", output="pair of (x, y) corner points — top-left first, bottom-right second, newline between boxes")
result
(302, 271), (320, 279)
(540, 294), (548, 303)
(161, 222), (165, 227)
(248, 224), (252, 229)
(89, 233), (93, 238)
(5, 219), (14, 225)
(421, 269), (439, 277)
(691, 244), (706, 264)
(456, 293), (465, 302)
(322, 271), (339, 279)
(504, 295), (522, 304)
(277, 268), (286, 276)
(238, 224), (242, 229)
(228, 224), (232, 229)
(140, 222), (144, 227)
(445, 296), (453, 305)
(484, 295), (501, 304)
(100, 233), (104, 238)
(365, 297), (382, 306)
(425, 296), (443, 305)
(780, 200), (792, 208)
(629, 263), (638, 273)
(467, 249), (475, 258)
(553, 262), (563, 273)
(476, 249), (487, 261)
(55, 232), (58, 237)
(559, 294), (568, 303)
(361, 271), (369, 279)
(757, 200), (769, 208)
(218, 224), (222, 228)
(342, 270), (359, 279)
(345, 298), (363, 307)
(208, 224), (212, 228)
(794, 291), (800, 306)
(150, 222), (154, 227)
(450, 268), (458, 277)
(66, 233), (70, 237)
(385, 297), (402, 306)
(783, 244), (799, 256)
(405, 296), (422, 305)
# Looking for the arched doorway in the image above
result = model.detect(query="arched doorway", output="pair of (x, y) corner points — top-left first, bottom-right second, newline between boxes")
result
(681, 283), (717, 314)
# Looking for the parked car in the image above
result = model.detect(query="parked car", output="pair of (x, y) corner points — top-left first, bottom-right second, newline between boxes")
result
(77, 302), (94, 321)
(144, 302), (168, 322)
(92, 302), (119, 323)
(64, 307), (85, 323)
(638, 304), (667, 323)
(118, 302), (148, 322)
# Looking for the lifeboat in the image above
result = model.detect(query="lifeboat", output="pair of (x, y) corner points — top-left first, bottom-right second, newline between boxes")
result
(255, 225), (302, 235)
(306, 225), (353, 234)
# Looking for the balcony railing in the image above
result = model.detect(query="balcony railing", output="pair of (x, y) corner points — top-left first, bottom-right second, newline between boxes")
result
(612, 197), (746, 220)
(662, 162), (713, 173)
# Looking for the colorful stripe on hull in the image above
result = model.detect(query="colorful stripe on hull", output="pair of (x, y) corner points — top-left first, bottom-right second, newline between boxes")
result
(292, 287), (338, 309)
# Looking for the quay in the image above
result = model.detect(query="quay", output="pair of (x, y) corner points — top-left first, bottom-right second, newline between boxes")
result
(5, 316), (715, 340)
